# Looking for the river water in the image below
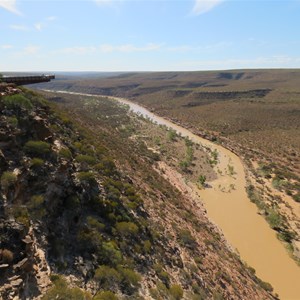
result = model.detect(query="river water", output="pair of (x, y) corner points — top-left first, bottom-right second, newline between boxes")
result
(47, 90), (300, 300)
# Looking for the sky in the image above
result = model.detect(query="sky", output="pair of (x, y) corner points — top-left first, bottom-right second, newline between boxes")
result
(1, 0), (300, 72)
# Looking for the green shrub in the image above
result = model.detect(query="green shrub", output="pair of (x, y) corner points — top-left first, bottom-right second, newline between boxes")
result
(197, 175), (206, 188)
(169, 284), (183, 300)
(115, 222), (139, 237)
(99, 241), (123, 266)
(153, 264), (169, 285)
(28, 195), (46, 219)
(94, 291), (119, 300)
(272, 176), (285, 190)
(94, 265), (121, 289)
(9, 206), (30, 227)
(24, 141), (51, 156)
(118, 267), (141, 293)
(293, 193), (300, 203)
(87, 216), (105, 232)
(1, 171), (17, 189)
(94, 158), (117, 176)
(75, 154), (96, 165)
(3, 94), (33, 110)
(59, 148), (72, 159)
(143, 240), (152, 253)
(179, 160), (189, 172)
(178, 229), (196, 248)
(257, 279), (273, 292)
(266, 209), (282, 229)
(227, 164), (235, 176)
(30, 158), (44, 168)
(77, 172), (96, 184)
(167, 129), (177, 141)
(29, 195), (44, 208)
(6, 116), (18, 127)
(42, 275), (92, 300)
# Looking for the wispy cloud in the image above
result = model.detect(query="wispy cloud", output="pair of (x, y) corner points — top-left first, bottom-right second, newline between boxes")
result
(60, 46), (97, 55)
(167, 42), (231, 52)
(24, 45), (40, 55)
(58, 42), (232, 55)
(174, 55), (300, 70)
(1, 44), (13, 49)
(0, 0), (21, 15)
(34, 16), (57, 31)
(34, 23), (43, 31)
(192, 0), (225, 15)
(10, 24), (29, 31)
(99, 43), (162, 53)
(47, 16), (57, 21)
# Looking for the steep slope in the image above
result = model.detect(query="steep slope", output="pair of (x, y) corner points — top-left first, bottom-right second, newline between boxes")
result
(0, 85), (274, 299)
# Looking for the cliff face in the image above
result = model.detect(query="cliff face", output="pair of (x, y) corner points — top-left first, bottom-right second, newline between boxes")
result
(0, 86), (274, 299)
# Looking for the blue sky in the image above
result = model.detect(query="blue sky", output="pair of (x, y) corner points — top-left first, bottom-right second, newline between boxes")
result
(1, 0), (300, 71)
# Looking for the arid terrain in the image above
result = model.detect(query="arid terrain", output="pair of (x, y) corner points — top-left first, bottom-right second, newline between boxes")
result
(0, 82), (278, 299)
(35, 70), (300, 261)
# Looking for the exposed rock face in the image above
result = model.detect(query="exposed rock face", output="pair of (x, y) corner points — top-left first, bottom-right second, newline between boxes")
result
(0, 221), (51, 299)
(0, 83), (21, 97)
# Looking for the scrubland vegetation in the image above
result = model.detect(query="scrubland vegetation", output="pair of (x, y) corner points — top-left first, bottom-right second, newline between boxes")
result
(35, 69), (300, 261)
(0, 86), (276, 299)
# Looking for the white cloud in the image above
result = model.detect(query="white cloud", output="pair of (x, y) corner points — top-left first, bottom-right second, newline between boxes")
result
(34, 23), (43, 31)
(173, 56), (300, 71)
(0, 0), (21, 14)
(192, 0), (224, 15)
(10, 24), (29, 31)
(47, 16), (57, 21)
(167, 42), (231, 52)
(60, 46), (97, 55)
(1, 44), (13, 49)
(99, 43), (162, 53)
(24, 45), (40, 55)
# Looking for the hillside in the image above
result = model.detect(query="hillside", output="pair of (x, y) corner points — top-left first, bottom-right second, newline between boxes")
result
(34, 69), (300, 261)
(0, 84), (276, 299)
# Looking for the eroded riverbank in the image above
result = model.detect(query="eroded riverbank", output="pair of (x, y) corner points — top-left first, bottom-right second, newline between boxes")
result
(45, 90), (300, 300)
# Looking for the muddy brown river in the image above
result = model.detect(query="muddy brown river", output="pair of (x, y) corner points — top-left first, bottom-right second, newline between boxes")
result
(47, 90), (300, 300)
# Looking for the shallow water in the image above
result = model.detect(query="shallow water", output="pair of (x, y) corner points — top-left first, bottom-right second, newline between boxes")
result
(48, 90), (300, 300)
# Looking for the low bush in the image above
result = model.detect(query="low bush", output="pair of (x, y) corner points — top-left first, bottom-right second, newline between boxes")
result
(94, 291), (119, 300)
(99, 241), (123, 266)
(178, 229), (196, 248)
(169, 284), (184, 300)
(1, 171), (17, 189)
(75, 154), (96, 165)
(24, 141), (51, 156)
(6, 116), (18, 127)
(3, 94), (33, 110)
(42, 275), (92, 300)
(59, 148), (72, 159)
(115, 222), (139, 237)
(119, 267), (141, 293)
(94, 265), (121, 289)
(30, 158), (44, 168)
(77, 172), (96, 184)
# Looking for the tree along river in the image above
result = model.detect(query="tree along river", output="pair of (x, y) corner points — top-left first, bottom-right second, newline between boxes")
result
(47, 90), (300, 300)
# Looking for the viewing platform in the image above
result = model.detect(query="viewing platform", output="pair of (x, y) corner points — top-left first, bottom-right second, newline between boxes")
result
(1, 75), (55, 86)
